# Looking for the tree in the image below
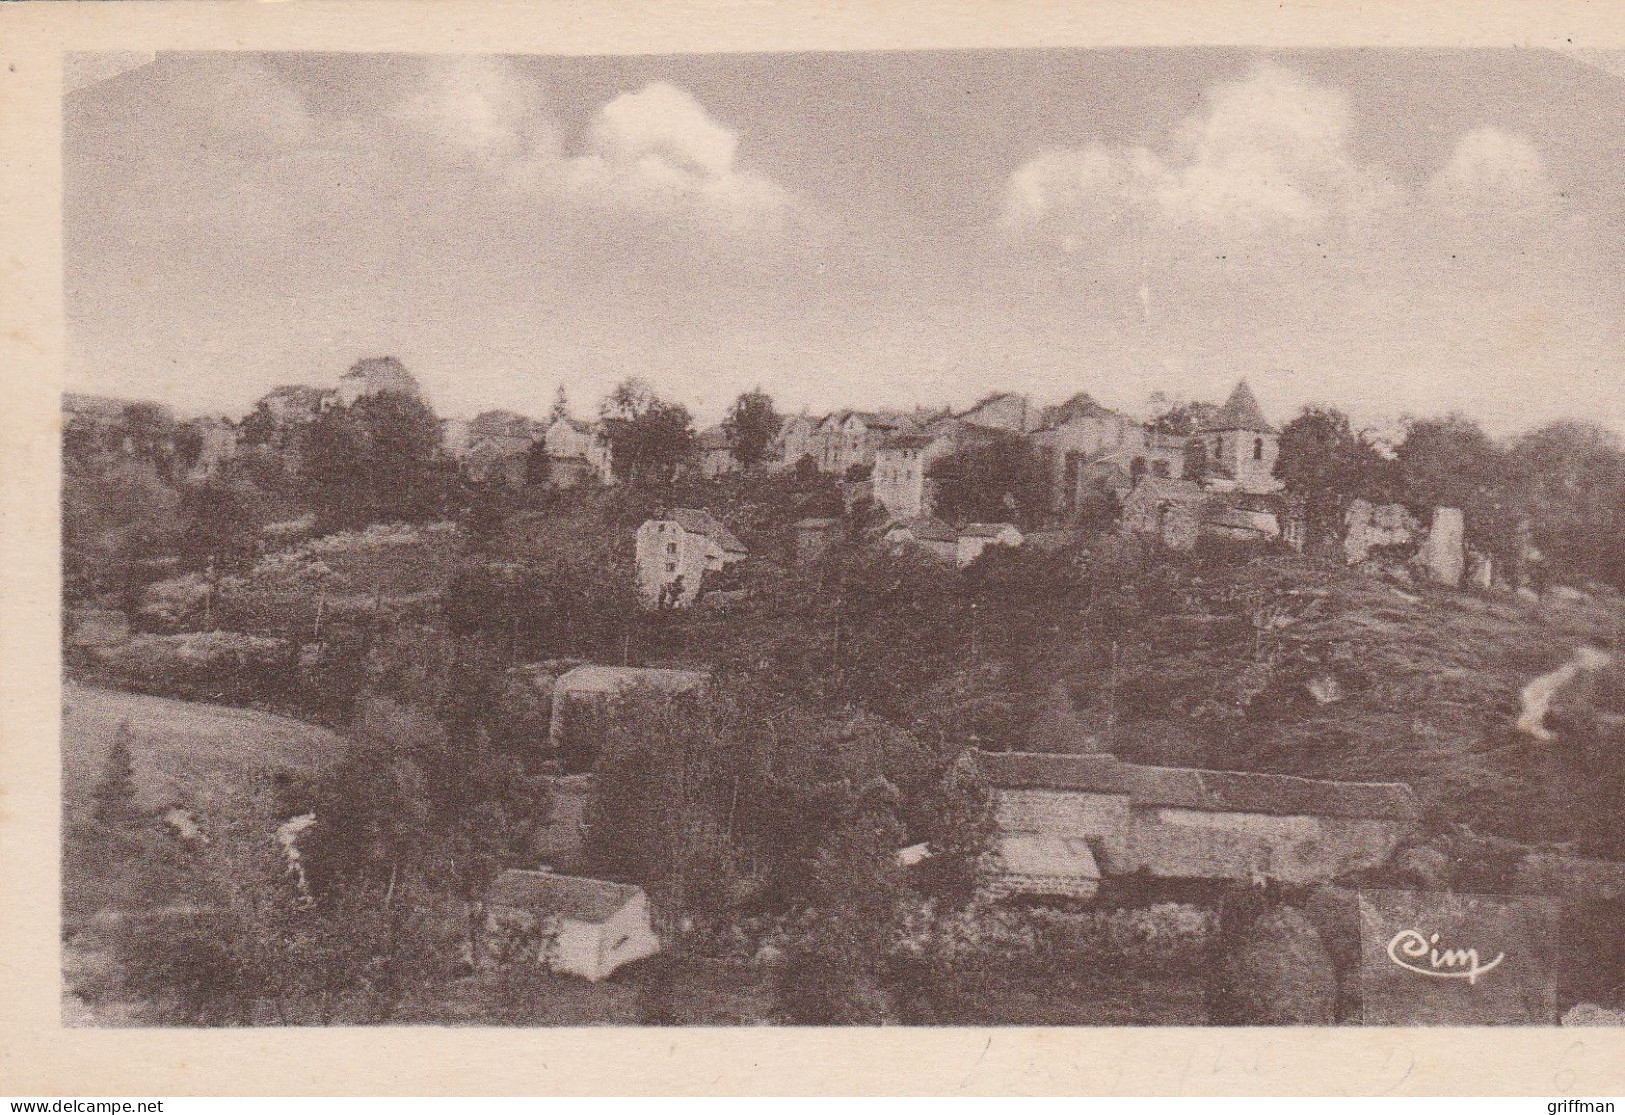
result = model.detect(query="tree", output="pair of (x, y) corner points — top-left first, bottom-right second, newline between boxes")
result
(62, 457), (183, 605)
(118, 402), (179, 475)
(926, 431), (1049, 527)
(598, 378), (695, 485)
(303, 391), (447, 531)
(722, 387), (782, 470)
(1392, 414), (1516, 560)
(1274, 405), (1393, 545)
(92, 720), (140, 831)
(1508, 421), (1625, 588)
(178, 479), (261, 573)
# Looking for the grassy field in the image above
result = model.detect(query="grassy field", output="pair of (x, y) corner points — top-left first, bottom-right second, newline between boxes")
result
(62, 683), (347, 1024)
(62, 681), (343, 823)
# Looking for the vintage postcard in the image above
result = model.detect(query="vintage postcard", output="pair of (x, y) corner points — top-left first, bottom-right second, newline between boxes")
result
(4, 0), (1625, 1097)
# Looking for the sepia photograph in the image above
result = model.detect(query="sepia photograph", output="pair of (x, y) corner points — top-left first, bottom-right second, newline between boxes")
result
(50, 38), (1625, 1039)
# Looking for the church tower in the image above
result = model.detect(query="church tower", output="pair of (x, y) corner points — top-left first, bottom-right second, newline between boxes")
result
(1196, 379), (1280, 494)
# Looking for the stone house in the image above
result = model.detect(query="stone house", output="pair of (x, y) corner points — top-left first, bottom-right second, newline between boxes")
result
(872, 432), (936, 519)
(695, 425), (740, 478)
(482, 869), (660, 981)
(635, 508), (748, 608)
(814, 410), (908, 476)
(1031, 395), (1151, 513)
(1343, 499), (1422, 564)
(973, 750), (1421, 898)
(1120, 478), (1209, 551)
(883, 517), (1023, 567)
(543, 417), (615, 487)
(771, 413), (822, 472)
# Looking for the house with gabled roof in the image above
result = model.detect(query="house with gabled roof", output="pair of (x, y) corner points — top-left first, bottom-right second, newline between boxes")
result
(971, 749), (1421, 897)
(635, 508), (748, 608)
(482, 868), (659, 981)
(543, 415), (615, 487)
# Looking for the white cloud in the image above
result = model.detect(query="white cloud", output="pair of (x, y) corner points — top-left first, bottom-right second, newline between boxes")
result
(562, 82), (790, 229)
(394, 67), (788, 230)
(1426, 127), (1556, 214)
(1002, 63), (1390, 239)
(394, 57), (558, 167)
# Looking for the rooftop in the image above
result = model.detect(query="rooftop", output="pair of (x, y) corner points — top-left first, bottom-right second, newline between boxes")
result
(554, 664), (709, 697)
(972, 750), (1421, 822)
(1199, 380), (1275, 434)
(665, 508), (748, 554)
(484, 869), (644, 923)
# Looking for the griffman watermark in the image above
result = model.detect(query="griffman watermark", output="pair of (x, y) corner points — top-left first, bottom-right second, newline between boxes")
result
(1385, 928), (1505, 985)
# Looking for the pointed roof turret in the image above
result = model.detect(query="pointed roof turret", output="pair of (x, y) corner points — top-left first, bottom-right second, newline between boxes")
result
(1200, 379), (1274, 434)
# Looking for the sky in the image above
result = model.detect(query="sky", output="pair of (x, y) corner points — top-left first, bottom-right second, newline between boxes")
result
(64, 48), (1625, 435)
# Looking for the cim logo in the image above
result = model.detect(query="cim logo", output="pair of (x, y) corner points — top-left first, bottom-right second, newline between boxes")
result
(1386, 927), (1505, 985)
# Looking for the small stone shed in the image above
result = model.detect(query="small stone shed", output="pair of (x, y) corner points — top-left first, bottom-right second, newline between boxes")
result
(482, 868), (660, 982)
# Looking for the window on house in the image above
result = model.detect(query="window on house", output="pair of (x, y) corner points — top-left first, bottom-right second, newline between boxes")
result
(1151, 459), (1171, 478)
(666, 541), (677, 554)
(665, 561), (677, 574)
(1254, 437), (1265, 461)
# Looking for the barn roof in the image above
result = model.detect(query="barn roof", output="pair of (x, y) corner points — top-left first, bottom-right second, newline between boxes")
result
(554, 664), (709, 699)
(485, 869), (644, 923)
(972, 750), (1128, 792)
(971, 750), (1421, 822)
(887, 515), (958, 543)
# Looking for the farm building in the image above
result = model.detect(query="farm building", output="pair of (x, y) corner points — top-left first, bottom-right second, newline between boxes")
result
(973, 750), (1421, 897)
(547, 664), (710, 767)
(482, 869), (660, 981)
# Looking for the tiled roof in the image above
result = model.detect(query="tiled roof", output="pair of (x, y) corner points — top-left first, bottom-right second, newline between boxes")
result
(1127, 477), (1207, 503)
(342, 356), (420, 397)
(1199, 380), (1275, 434)
(973, 750), (1128, 792)
(1038, 392), (1120, 430)
(555, 664), (709, 698)
(792, 517), (838, 529)
(667, 508), (748, 553)
(972, 750), (1421, 822)
(1122, 765), (1420, 822)
(485, 869), (643, 923)
(887, 515), (958, 543)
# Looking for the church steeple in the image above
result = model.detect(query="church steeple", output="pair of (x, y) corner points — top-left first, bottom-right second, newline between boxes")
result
(1201, 379), (1275, 434)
